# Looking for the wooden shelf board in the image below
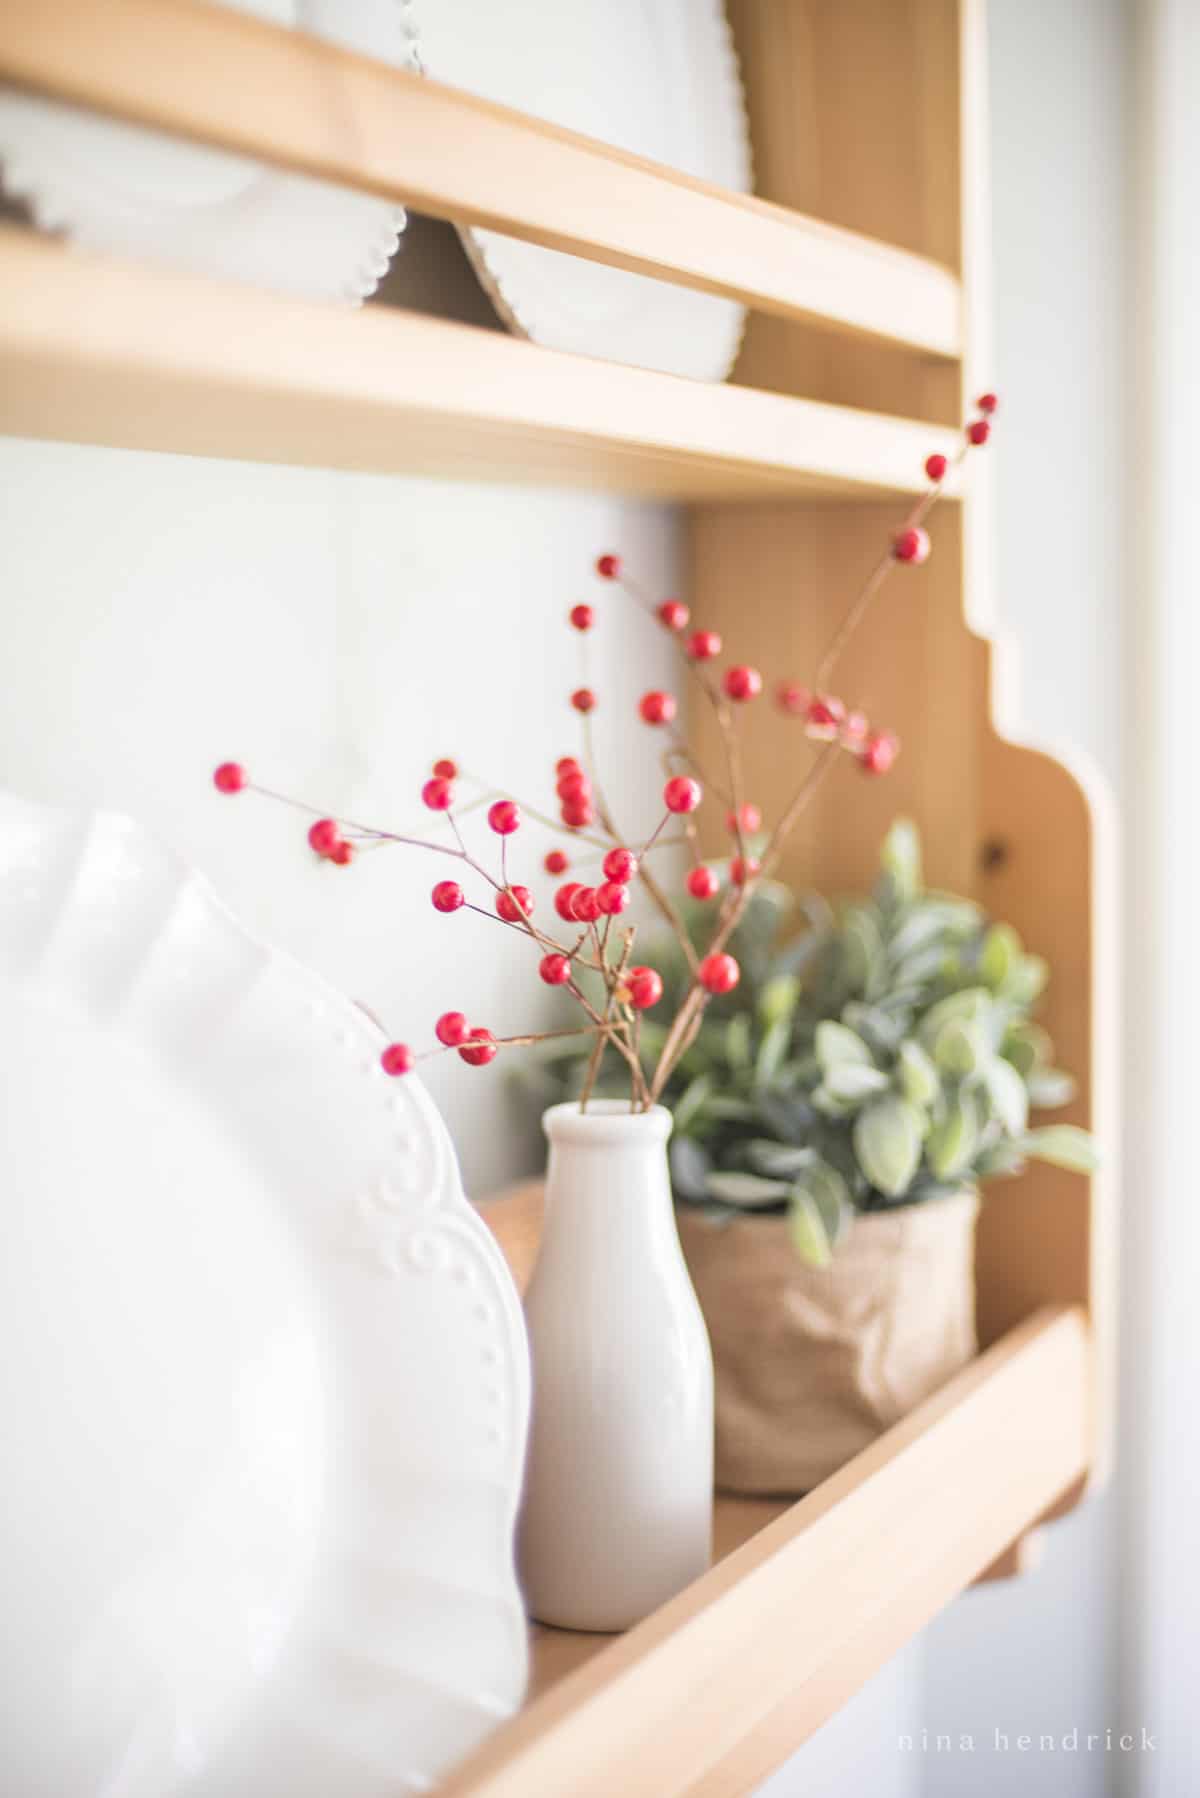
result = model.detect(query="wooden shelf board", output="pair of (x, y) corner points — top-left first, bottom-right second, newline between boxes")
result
(438, 1306), (1090, 1797)
(0, 231), (965, 501)
(0, 0), (961, 360)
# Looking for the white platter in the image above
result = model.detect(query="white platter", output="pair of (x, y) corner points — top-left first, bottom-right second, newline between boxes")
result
(408, 0), (753, 380)
(0, 790), (530, 1797)
(0, 0), (413, 303)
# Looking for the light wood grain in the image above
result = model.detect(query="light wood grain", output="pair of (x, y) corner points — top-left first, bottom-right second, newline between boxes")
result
(0, 0), (961, 360)
(0, 229), (964, 500)
(438, 1307), (1090, 1797)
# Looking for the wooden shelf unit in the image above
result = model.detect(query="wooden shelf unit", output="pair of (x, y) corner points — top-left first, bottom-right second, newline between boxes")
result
(0, 0), (1115, 1792)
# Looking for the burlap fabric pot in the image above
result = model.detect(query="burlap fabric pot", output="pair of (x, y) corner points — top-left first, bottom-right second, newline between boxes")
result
(676, 1189), (979, 1495)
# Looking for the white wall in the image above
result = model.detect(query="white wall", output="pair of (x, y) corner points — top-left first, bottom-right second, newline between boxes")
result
(0, 441), (679, 1197)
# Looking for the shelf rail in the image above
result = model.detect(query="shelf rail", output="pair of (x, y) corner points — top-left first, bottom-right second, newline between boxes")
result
(0, 0), (961, 358)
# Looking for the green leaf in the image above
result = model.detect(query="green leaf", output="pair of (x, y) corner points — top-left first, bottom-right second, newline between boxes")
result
(811, 1083), (853, 1118)
(1026, 1068), (1077, 1109)
(897, 1039), (940, 1107)
(841, 905), (886, 997)
(758, 973), (800, 1029)
(816, 1019), (873, 1072)
(755, 1016), (792, 1087)
(705, 1170), (792, 1208)
(1003, 1022), (1053, 1077)
(788, 1190), (833, 1267)
(975, 1139), (1027, 1178)
(926, 1091), (981, 1181)
(673, 1072), (713, 1135)
(706, 1095), (758, 1121)
(842, 1001), (907, 1056)
(918, 986), (992, 1050)
(854, 1095), (924, 1198)
(744, 1140), (817, 1178)
(935, 1016), (991, 1078)
(983, 1055), (1029, 1136)
(787, 1161), (851, 1267)
(980, 923), (1022, 990)
(824, 1061), (891, 1104)
(669, 1135), (713, 1201)
(1005, 953), (1049, 1005)
(880, 817), (922, 903)
(725, 1013), (752, 1072)
(1020, 1125), (1099, 1174)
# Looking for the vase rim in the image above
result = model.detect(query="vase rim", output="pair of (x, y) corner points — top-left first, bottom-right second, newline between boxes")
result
(542, 1099), (673, 1146)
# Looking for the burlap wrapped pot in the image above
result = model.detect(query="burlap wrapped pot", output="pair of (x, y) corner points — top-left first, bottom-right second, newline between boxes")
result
(676, 1189), (979, 1495)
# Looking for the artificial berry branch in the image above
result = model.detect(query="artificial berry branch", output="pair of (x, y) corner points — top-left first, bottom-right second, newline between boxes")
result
(212, 396), (996, 1111)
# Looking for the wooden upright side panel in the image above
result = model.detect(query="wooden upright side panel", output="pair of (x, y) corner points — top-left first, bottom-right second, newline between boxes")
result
(691, 0), (1114, 1510)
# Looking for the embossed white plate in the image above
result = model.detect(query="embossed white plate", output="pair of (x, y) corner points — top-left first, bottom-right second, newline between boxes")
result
(0, 791), (529, 1797)
(0, 0), (414, 303)
(407, 0), (753, 380)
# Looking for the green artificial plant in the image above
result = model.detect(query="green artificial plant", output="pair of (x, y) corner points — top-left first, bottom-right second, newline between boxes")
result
(517, 819), (1097, 1266)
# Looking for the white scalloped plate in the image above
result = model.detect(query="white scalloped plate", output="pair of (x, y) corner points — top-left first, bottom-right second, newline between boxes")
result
(0, 790), (529, 1797)
(407, 0), (753, 380)
(0, 0), (413, 303)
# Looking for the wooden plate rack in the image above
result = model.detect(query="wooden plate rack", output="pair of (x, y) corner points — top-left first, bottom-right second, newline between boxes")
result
(0, 2), (1116, 1792)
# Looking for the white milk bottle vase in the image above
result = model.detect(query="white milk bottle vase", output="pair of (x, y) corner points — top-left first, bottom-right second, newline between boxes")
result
(519, 1101), (714, 1630)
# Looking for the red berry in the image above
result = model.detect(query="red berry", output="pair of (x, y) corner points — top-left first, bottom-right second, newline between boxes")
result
(924, 453), (948, 483)
(699, 952), (740, 995)
(596, 553), (621, 579)
(488, 799), (520, 835)
(687, 865), (720, 901)
(330, 841), (355, 866)
(571, 688), (597, 714)
(861, 731), (900, 775)
(544, 849), (570, 875)
(627, 967), (664, 1010)
(776, 681), (810, 716)
(381, 1042), (415, 1077)
(539, 953), (573, 986)
(560, 799), (595, 830)
(639, 689), (676, 726)
(496, 885), (534, 922)
(432, 758), (458, 780)
(893, 526), (931, 565)
(435, 1011), (470, 1047)
(722, 665), (763, 703)
(422, 776), (454, 811)
(687, 629), (722, 661)
(664, 775), (702, 814)
(432, 879), (465, 913)
(555, 882), (583, 921)
(967, 419), (991, 446)
(725, 803), (761, 836)
(807, 694), (845, 731)
(730, 855), (760, 887)
(596, 880), (630, 916)
(603, 847), (638, 883)
(213, 762), (246, 794)
(842, 710), (869, 743)
(556, 770), (591, 802)
(556, 756), (582, 776)
(570, 604), (594, 631)
(977, 392), (998, 415)
(458, 1027), (497, 1067)
(308, 818), (341, 856)
(572, 887), (601, 923)
(658, 599), (690, 631)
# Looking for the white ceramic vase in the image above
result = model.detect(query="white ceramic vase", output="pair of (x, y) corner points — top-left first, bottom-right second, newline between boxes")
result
(519, 1101), (714, 1631)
